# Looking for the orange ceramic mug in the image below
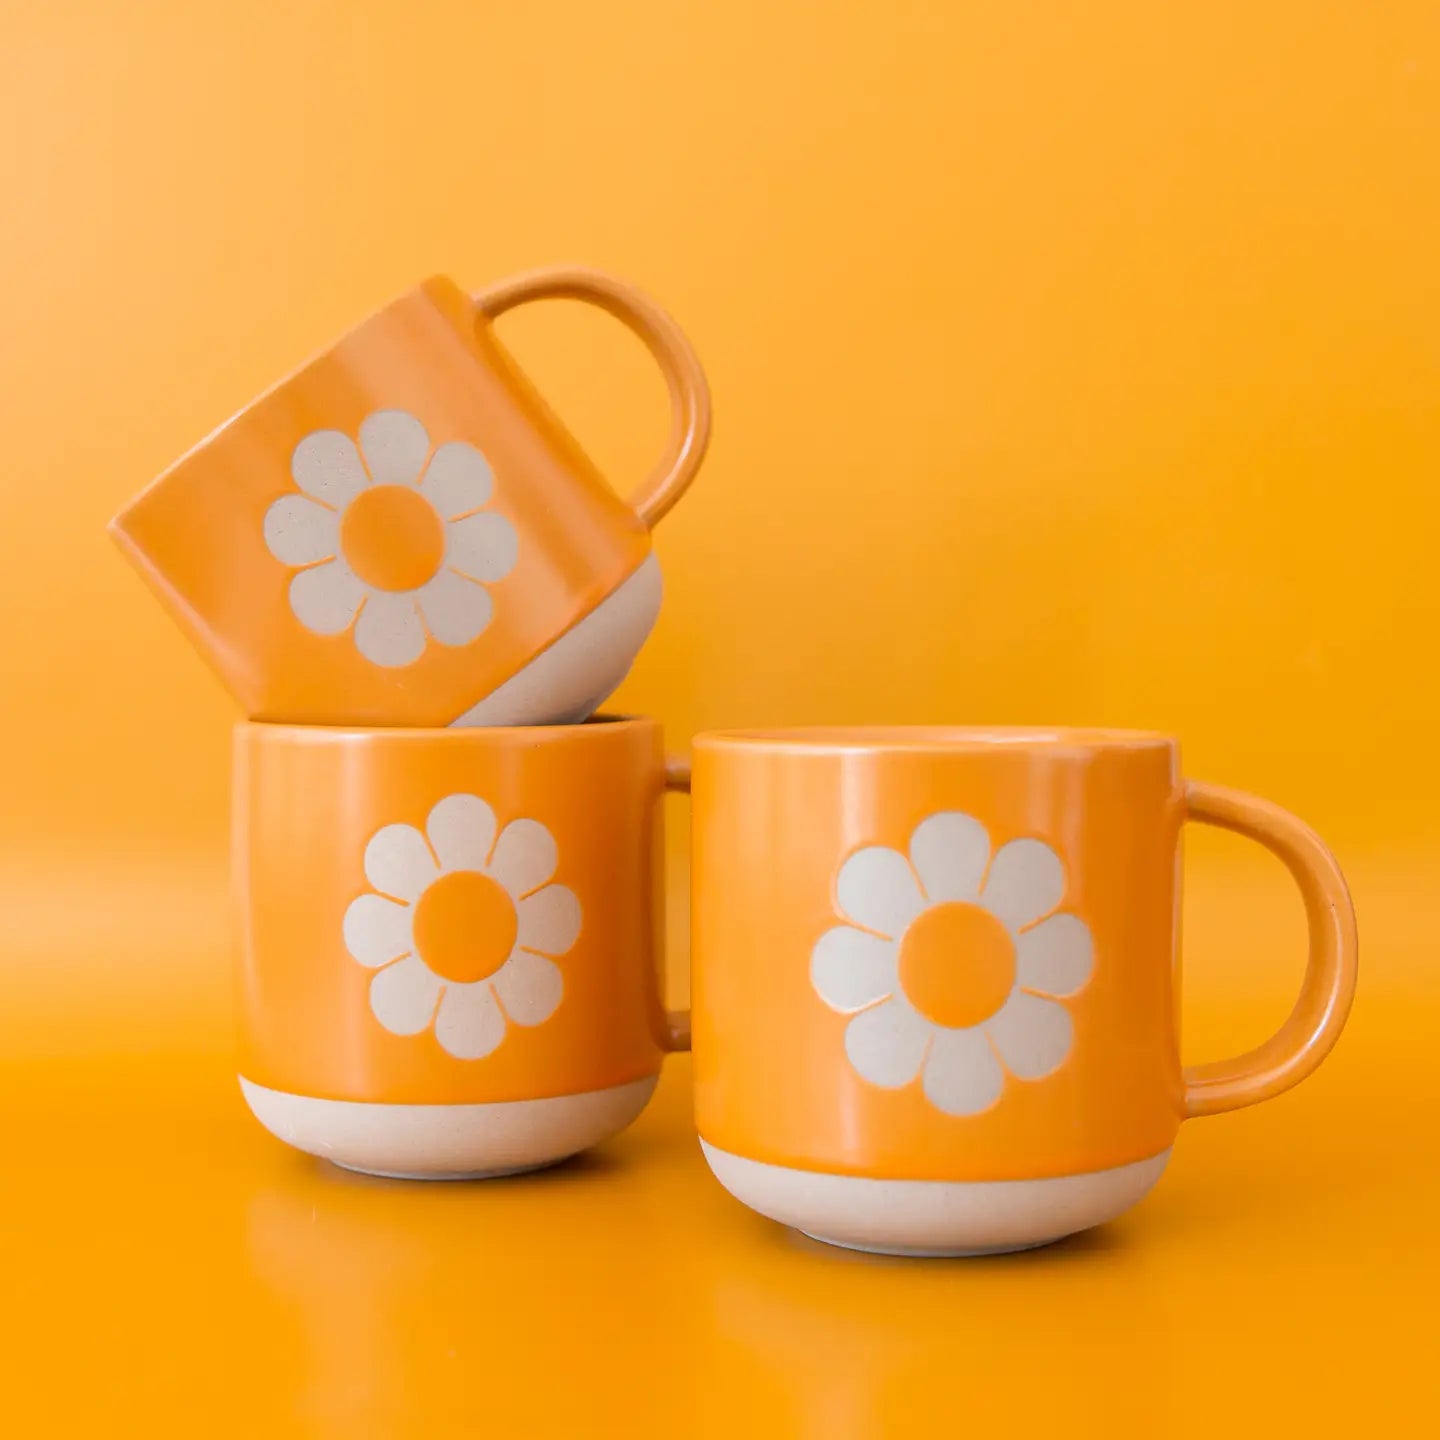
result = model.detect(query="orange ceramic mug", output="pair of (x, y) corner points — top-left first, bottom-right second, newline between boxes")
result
(111, 268), (711, 727)
(234, 716), (689, 1178)
(690, 727), (1358, 1255)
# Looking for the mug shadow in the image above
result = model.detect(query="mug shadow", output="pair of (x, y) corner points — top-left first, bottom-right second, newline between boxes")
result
(305, 1142), (628, 1191)
(779, 1213), (1132, 1268)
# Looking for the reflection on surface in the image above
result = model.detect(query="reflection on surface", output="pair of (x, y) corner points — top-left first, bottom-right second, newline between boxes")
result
(701, 1213), (1178, 1438)
(245, 1146), (673, 1437)
(3, 882), (1436, 1440)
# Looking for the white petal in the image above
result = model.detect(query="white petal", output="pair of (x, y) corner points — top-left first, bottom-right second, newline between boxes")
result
(363, 822), (438, 902)
(1016, 913), (1094, 997)
(446, 511), (518, 582)
(359, 409), (430, 486)
(488, 819), (557, 898)
(425, 793), (497, 874)
(419, 440), (493, 517)
(369, 955), (442, 1036)
(922, 1028), (1005, 1116)
(842, 996), (931, 1088)
(288, 559), (366, 636)
(492, 950), (564, 1026)
(343, 894), (414, 968)
(434, 982), (506, 1060)
(986, 992), (1074, 1079)
(835, 846), (923, 940)
(811, 926), (898, 1012)
(354, 593), (426, 668)
(263, 495), (339, 566)
(416, 569), (493, 647)
(291, 430), (369, 507)
(980, 838), (1066, 931)
(909, 811), (990, 904)
(516, 885), (581, 955)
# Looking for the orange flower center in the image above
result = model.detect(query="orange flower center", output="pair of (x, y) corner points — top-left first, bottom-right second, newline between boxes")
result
(412, 871), (516, 985)
(898, 901), (1015, 1028)
(340, 485), (445, 592)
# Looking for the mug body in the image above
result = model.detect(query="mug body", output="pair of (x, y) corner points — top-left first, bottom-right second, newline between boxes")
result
(111, 277), (659, 727)
(234, 716), (671, 1177)
(691, 727), (1186, 1254)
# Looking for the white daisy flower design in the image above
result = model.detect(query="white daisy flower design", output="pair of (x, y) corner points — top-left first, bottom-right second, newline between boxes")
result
(343, 794), (579, 1060)
(811, 811), (1094, 1116)
(262, 409), (518, 668)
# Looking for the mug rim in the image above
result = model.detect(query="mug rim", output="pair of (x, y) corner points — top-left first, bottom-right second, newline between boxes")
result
(238, 712), (655, 743)
(693, 725), (1175, 755)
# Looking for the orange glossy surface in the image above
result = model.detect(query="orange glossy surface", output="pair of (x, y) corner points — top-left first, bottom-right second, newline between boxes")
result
(0, 852), (1435, 1434)
(1183, 782), (1359, 1115)
(692, 731), (1177, 1177)
(236, 719), (674, 1103)
(413, 871), (517, 984)
(109, 271), (706, 727)
(473, 267), (711, 529)
(901, 901), (1015, 1029)
(341, 485), (447, 593)
(692, 731), (1355, 1181)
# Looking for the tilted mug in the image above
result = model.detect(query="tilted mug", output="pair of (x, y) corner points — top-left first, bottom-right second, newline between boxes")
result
(111, 268), (711, 727)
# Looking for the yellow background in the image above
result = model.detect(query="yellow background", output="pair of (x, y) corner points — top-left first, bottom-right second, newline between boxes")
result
(1, 2), (1437, 1434)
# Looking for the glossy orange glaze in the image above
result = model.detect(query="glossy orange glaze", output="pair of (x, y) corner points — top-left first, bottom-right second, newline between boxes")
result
(109, 270), (709, 726)
(691, 728), (1356, 1181)
(235, 717), (686, 1104)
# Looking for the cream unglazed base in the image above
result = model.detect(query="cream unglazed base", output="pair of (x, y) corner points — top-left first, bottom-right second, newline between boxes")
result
(241, 1075), (658, 1179)
(700, 1141), (1172, 1256)
(450, 555), (661, 727)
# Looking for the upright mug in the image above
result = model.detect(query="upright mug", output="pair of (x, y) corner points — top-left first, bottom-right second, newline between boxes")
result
(111, 268), (711, 727)
(690, 727), (1358, 1255)
(234, 716), (689, 1178)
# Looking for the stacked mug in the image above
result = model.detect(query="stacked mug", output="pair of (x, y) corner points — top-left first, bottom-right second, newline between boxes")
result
(111, 266), (1358, 1257)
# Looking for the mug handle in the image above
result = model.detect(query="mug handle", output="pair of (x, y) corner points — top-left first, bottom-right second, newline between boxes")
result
(472, 266), (713, 529)
(662, 756), (692, 1052)
(1182, 782), (1358, 1117)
